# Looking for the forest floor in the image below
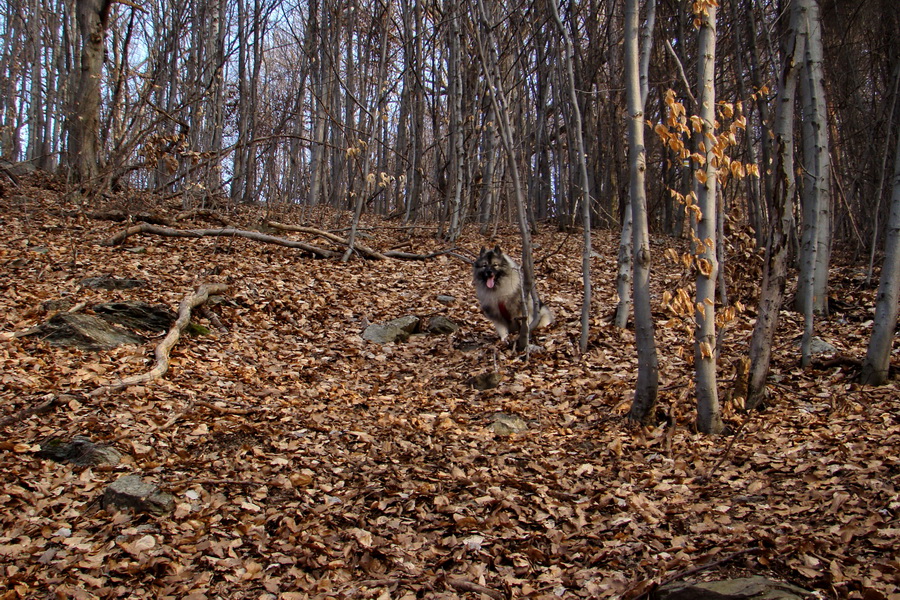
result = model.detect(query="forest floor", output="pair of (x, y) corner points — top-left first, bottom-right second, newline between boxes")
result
(0, 174), (897, 600)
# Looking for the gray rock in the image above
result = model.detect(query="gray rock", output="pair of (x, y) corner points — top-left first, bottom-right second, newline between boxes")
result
(436, 295), (457, 306)
(425, 315), (459, 335)
(467, 371), (501, 390)
(79, 276), (146, 291)
(102, 474), (174, 515)
(37, 435), (122, 467)
(362, 316), (421, 344)
(93, 301), (176, 332)
(654, 576), (812, 600)
(794, 336), (838, 356)
(490, 413), (528, 435)
(23, 313), (144, 350)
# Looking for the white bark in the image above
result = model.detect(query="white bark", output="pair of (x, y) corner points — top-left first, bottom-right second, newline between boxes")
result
(860, 130), (900, 385)
(693, 1), (723, 434)
(623, 0), (659, 423)
(795, 0), (831, 366)
(548, 0), (592, 353)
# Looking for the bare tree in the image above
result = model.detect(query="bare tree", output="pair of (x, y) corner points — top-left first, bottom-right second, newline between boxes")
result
(692, 0), (723, 434)
(860, 129), (900, 385)
(623, 0), (659, 424)
(746, 0), (806, 410)
(548, 0), (593, 352)
(795, 0), (831, 365)
(66, 0), (113, 183)
(472, 0), (539, 349)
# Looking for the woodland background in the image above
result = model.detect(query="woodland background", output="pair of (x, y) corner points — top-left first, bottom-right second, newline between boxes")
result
(0, 0), (899, 598)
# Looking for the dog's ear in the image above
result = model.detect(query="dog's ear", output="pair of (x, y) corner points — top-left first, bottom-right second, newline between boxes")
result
(493, 245), (503, 256)
(478, 246), (487, 257)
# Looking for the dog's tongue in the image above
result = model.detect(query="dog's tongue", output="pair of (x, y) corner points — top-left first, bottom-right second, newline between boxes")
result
(487, 275), (495, 289)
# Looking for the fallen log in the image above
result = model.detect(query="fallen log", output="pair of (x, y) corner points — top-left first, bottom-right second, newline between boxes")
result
(89, 282), (228, 396)
(101, 223), (335, 258)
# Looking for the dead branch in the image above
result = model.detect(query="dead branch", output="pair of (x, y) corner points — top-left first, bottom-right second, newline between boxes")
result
(446, 578), (506, 600)
(0, 393), (61, 429)
(267, 221), (389, 260)
(101, 223), (336, 258)
(89, 283), (229, 397)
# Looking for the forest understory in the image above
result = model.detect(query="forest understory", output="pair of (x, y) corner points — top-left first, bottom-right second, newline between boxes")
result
(0, 175), (897, 599)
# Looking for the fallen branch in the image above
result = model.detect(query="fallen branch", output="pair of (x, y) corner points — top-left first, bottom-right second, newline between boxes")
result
(267, 221), (456, 260)
(101, 223), (335, 258)
(446, 578), (506, 600)
(0, 393), (61, 429)
(89, 283), (228, 396)
(267, 221), (389, 260)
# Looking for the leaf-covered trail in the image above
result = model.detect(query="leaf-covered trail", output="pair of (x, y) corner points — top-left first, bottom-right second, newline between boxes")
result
(0, 185), (897, 599)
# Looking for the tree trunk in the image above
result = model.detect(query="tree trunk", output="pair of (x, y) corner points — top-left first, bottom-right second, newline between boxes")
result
(693, 0), (723, 435)
(746, 0), (805, 410)
(473, 0), (536, 347)
(860, 129), (900, 385)
(446, 7), (464, 242)
(615, 203), (633, 329)
(548, 0), (593, 353)
(795, 0), (831, 365)
(67, 0), (112, 184)
(623, 0), (659, 423)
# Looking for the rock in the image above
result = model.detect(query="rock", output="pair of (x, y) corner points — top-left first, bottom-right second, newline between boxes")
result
(42, 299), (75, 313)
(654, 576), (812, 600)
(436, 295), (457, 306)
(490, 413), (528, 435)
(22, 313), (144, 350)
(362, 316), (421, 344)
(102, 474), (174, 515)
(467, 371), (501, 390)
(37, 435), (122, 467)
(425, 315), (460, 335)
(794, 336), (837, 356)
(93, 301), (176, 332)
(79, 276), (146, 291)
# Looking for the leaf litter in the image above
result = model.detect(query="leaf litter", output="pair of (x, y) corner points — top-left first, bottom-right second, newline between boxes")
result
(0, 182), (897, 599)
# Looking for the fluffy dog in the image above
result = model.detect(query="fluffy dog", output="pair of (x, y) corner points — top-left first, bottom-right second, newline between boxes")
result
(473, 246), (553, 350)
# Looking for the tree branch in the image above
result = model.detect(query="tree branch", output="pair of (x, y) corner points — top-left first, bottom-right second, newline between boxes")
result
(89, 283), (228, 396)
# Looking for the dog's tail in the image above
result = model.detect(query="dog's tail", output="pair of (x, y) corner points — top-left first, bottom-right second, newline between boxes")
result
(530, 299), (554, 331)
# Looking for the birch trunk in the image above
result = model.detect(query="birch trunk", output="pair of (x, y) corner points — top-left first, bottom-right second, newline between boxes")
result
(548, 0), (592, 353)
(623, 0), (659, 423)
(796, 0), (831, 365)
(860, 130), (900, 385)
(693, 1), (723, 434)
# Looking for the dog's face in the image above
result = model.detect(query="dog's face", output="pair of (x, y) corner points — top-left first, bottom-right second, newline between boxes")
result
(473, 246), (509, 290)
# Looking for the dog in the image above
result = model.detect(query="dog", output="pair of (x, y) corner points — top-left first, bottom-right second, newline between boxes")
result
(473, 246), (553, 350)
